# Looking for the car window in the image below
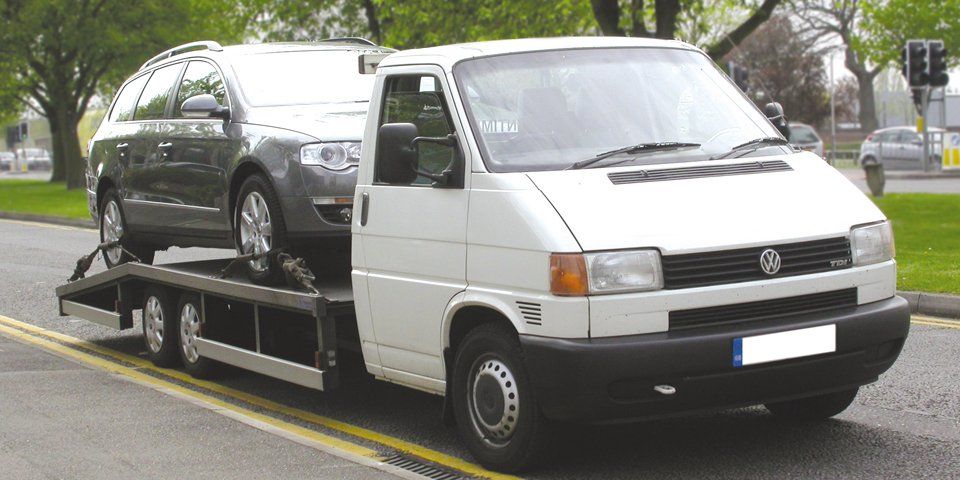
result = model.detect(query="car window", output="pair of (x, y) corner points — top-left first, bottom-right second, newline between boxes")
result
(135, 64), (183, 121)
(878, 131), (900, 143)
(175, 61), (227, 117)
(109, 74), (149, 122)
(897, 130), (919, 143)
(789, 125), (819, 144)
(377, 74), (456, 185)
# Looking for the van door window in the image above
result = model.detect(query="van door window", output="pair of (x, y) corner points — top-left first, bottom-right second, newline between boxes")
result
(134, 64), (182, 121)
(377, 74), (457, 185)
(175, 61), (227, 117)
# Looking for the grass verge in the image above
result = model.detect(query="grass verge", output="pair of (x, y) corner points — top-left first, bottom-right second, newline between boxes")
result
(0, 179), (89, 220)
(873, 193), (960, 295)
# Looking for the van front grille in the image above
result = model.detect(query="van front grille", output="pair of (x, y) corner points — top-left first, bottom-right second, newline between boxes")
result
(669, 288), (858, 330)
(661, 237), (852, 289)
(608, 160), (791, 185)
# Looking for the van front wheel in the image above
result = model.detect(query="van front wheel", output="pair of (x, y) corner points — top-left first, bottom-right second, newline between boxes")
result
(451, 324), (554, 472)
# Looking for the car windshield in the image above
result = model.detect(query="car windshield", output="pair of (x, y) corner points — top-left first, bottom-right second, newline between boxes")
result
(230, 50), (377, 107)
(790, 125), (819, 144)
(454, 47), (781, 172)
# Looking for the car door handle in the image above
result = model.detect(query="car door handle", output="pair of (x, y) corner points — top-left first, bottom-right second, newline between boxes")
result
(360, 192), (369, 226)
(157, 142), (173, 151)
(116, 142), (129, 150)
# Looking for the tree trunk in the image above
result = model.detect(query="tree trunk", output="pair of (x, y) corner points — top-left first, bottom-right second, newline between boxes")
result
(361, 0), (381, 45)
(47, 108), (67, 183)
(51, 108), (85, 189)
(855, 72), (878, 132)
(654, 0), (681, 39)
(590, 0), (625, 36)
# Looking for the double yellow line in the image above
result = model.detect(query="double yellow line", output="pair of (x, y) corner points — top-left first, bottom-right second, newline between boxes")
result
(911, 314), (960, 330)
(0, 314), (518, 480)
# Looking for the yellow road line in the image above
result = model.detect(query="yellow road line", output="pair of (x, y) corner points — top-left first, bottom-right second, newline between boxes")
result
(0, 315), (518, 480)
(0, 217), (95, 232)
(0, 322), (382, 463)
(911, 316), (960, 330)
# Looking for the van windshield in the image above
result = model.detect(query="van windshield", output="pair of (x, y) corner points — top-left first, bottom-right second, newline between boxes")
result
(454, 47), (782, 172)
(230, 50), (376, 107)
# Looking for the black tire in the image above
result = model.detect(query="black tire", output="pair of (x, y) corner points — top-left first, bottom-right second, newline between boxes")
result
(234, 174), (287, 286)
(765, 387), (859, 420)
(99, 188), (155, 268)
(451, 323), (555, 472)
(176, 293), (221, 379)
(140, 286), (180, 367)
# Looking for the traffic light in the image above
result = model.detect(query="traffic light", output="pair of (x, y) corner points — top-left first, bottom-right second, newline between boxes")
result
(727, 62), (749, 93)
(903, 40), (929, 87)
(928, 40), (949, 87)
(5, 126), (18, 149)
(18, 122), (28, 140)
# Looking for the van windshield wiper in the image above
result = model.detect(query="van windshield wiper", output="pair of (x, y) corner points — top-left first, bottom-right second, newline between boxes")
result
(710, 137), (790, 160)
(566, 142), (702, 170)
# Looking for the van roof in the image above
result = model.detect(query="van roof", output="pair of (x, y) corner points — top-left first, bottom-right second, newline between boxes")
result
(380, 36), (699, 69)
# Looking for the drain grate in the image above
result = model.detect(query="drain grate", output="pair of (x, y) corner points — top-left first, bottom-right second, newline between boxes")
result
(382, 453), (467, 480)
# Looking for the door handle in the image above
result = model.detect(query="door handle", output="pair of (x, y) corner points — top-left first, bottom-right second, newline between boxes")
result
(116, 142), (129, 150)
(360, 192), (369, 226)
(157, 141), (173, 151)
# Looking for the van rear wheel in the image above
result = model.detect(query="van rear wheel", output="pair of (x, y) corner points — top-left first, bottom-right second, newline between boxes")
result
(177, 293), (221, 379)
(141, 286), (179, 367)
(451, 323), (554, 472)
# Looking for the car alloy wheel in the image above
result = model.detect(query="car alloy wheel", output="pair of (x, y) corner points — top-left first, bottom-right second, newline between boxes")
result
(101, 199), (124, 265)
(238, 191), (273, 273)
(179, 302), (201, 364)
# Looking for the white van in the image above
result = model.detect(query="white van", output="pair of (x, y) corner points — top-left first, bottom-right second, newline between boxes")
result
(354, 37), (909, 470)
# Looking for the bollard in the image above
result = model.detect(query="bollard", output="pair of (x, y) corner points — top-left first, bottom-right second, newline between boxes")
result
(863, 161), (885, 197)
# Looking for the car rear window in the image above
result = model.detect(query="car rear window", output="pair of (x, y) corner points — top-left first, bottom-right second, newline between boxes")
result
(789, 126), (819, 144)
(109, 74), (149, 122)
(135, 64), (183, 121)
(229, 50), (376, 106)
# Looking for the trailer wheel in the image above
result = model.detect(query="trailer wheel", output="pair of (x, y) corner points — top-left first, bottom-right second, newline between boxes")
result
(451, 323), (554, 472)
(177, 293), (220, 378)
(765, 387), (859, 420)
(99, 189), (155, 268)
(141, 286), (180, 367)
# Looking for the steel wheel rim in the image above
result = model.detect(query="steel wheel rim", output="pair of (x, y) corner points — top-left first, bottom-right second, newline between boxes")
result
(101, 200), (123, 264)
(179, 303), (201, 364)
(467, 355), (520, 448)
(238, 191), (272, 272)
(143, 296), (164, 354)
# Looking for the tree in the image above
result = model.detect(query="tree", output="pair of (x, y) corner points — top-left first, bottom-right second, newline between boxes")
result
(730, 16), (831, 126)
(243, 0), (380, 43)
(587, 0), (782, 60)
(0, 1), (245, 189)
(858, 0), (960, 69)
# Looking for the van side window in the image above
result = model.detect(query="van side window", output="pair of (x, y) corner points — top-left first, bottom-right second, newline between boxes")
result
(377, 74), (456, 185)
(134, 64), (183, 121)
(109, 75), (149, 122)
(175, 61), (227, 117)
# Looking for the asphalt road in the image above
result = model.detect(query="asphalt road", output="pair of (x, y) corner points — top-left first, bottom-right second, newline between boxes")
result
(1, 219), (958, 479)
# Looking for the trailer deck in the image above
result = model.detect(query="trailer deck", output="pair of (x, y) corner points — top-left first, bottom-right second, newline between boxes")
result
(56, 259), (355, 391)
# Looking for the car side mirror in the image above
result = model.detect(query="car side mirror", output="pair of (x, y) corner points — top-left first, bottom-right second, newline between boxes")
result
(181, 94), (230, 120)
(377, 122), (462, 188)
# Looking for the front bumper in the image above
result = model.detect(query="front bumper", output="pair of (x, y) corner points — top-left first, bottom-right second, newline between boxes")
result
(521, 296), (910, 423)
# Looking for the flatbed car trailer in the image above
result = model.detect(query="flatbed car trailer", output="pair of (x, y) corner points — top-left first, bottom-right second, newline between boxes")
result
(56, 259), (355, 391)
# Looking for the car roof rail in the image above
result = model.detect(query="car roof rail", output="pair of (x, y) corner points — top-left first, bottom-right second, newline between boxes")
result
(140, 41), (224, 70)
(317, 37), (377, 47)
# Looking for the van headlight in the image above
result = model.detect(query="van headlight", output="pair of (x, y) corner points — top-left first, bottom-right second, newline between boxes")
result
(300, 142), (361, 170)
(850, 221), (894, 266)
(550, 249), (663, 296)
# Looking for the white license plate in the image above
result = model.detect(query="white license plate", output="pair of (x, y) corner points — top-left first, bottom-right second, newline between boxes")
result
(733, 324), (836, 367)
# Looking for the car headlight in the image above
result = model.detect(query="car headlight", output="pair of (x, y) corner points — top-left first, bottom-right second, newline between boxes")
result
(300, 142), (361, 170)
(550, 249), (663, 296)
(851, 221), (894, 266)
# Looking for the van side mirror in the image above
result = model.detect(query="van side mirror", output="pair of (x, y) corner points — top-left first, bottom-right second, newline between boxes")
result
(377, 122), (462, 188)
(181, 94), (230, 120)
(763, 102), (790, 138)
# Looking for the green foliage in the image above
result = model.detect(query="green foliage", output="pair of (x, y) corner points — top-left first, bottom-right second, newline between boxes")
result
(0, 179), (90, 220)
(242, 0), (373, 42)
(376, 0), (596, 49)
(873, 193), (960, 295)
(859, 0), (960, 70)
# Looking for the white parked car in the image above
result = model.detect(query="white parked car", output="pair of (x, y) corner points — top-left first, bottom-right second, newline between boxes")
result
(859, 126), (945, 170)
(789, 122), (824, 158)
(0, 151), (14, 171)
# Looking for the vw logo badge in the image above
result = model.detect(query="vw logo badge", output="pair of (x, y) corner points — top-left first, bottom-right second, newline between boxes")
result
(759, 249), (781, 275)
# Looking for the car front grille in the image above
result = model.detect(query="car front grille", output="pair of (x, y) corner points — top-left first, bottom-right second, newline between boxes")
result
(669, 288), (858, 331)
(661, 237), (852, 289)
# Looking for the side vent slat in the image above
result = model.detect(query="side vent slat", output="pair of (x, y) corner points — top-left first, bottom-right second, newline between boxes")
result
(609, 160), (792, 185)
(517, 301), (543, 326)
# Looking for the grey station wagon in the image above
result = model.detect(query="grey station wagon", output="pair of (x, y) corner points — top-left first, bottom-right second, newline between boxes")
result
(87, 39), (393, 284)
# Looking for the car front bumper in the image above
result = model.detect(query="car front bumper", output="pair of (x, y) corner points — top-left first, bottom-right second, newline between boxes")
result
(520, 296), (910, 424)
